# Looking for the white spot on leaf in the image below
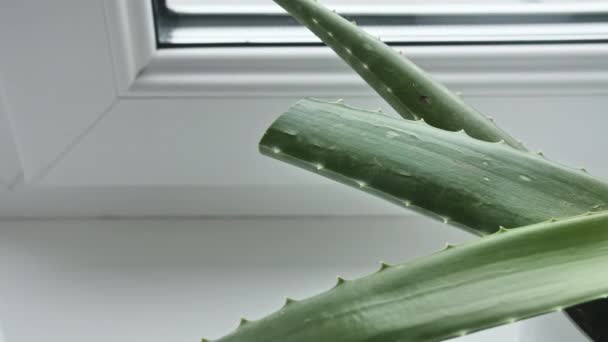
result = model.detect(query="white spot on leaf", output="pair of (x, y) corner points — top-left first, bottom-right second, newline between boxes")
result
(386, 131), (400, 139)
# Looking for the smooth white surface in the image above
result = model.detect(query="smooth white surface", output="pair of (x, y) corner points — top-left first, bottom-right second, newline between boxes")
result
(40, 95), (608, 187)
(103, 0), (156, 94)
(518, 312), (588, 341)
(0, 185), (405, 218)
(129, 44), (608, 97)
(39, 98), (323, 186)
(0, 90), (21, 186)
(0, 0), (116, 182)
(0, 217), (527, 342)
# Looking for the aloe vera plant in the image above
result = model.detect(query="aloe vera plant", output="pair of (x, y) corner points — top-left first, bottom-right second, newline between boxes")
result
(207, 211), (608, 342)
(259, 99), (608, 235)
(206, 0), (608, 340)
(273, 0), (525, 151)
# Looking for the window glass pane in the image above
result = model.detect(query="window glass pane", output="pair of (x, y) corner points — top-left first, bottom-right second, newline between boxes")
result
(156, 0), (608, 46)
(167, 0), (608, 14)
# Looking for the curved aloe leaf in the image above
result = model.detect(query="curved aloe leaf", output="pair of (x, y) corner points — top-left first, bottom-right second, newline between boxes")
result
(273, 0), (525, 151)
(207, 211), (608, 342)
(272, 0), (607, 336)
(260, 99), (608, 235)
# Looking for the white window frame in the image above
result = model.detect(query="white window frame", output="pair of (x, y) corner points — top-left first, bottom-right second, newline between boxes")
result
(0, 0), (606, 216)
(106, 0), (608, 98)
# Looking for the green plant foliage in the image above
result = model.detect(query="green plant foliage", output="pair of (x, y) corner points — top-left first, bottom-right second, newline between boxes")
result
(206, 211), (608, 342)
(260, 99), (608, 235)
(273, 0), (525, 150)
(202, 0), (608, 339)
(265, 1), (608, 336)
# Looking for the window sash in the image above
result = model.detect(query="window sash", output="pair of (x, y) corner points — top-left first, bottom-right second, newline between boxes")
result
(154, 0), (608, 47)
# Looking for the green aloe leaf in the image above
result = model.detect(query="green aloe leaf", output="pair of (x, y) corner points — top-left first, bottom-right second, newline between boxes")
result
(273, 0), (525, 150)
(206, 211), (608, 342)
(259, 99), (608, 235)
(271, 0), (608, 338)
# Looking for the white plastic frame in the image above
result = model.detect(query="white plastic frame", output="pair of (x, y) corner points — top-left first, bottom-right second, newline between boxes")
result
(105, 0), (608, 98)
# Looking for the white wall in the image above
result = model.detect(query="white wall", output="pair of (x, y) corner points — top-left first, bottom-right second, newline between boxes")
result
(0, 217), (589, 342)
